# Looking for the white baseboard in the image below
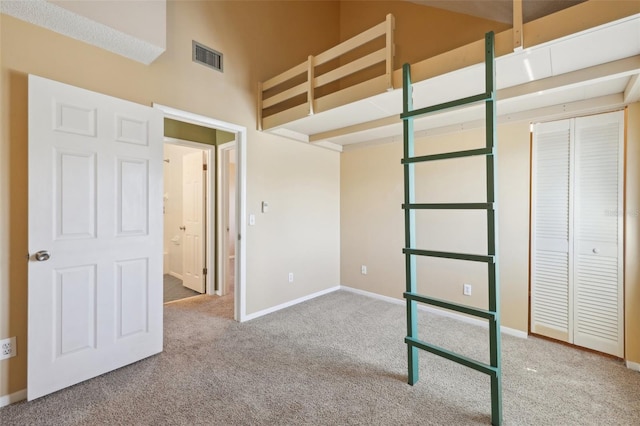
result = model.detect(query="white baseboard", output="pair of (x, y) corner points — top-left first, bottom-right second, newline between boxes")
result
(626, 361), (640, 372)
(341, 285), (404, 306)
(0, 389), (26, 407)
(168, 271), (183, 280)
(340, 285), (528, 339)
(242, 285), (341, 322)
(497, 325), (528, 339)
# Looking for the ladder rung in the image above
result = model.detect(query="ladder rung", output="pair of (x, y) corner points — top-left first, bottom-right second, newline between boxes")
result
(405, 336), (498, 377)
(403, 248), (494, 263)
(402, 148), (492, 164)
(404, 292), (497, 320)
(400, 92), (492, 120)
(403, 202), (494, 210)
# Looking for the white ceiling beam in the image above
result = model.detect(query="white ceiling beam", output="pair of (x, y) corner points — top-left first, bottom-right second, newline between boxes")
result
(341, 93), (626, 150)
(624, 74), (640, 103)
(0, 0), (166, 65)
(309, 116), (398, 143)
(499, 55), (640, 99)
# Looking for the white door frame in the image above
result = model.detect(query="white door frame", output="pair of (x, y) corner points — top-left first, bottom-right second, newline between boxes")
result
(217, 141), (236, 296)
(154, 104), (247, 322)
(163, 138), (213, 295)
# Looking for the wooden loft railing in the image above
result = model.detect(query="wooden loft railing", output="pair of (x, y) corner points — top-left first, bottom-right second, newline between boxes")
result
(258, 14), (395, 131)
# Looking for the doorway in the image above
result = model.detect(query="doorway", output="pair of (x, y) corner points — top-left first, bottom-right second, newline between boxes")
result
(154, 103), (247, 322)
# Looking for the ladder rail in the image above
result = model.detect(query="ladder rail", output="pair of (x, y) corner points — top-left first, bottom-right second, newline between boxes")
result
(401, 31), (503, 426)
(484, 31), (503, 426)
(402, 61), (420, 386)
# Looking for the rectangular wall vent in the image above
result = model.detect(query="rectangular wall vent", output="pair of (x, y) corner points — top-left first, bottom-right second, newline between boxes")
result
(193, 41), (223, 72)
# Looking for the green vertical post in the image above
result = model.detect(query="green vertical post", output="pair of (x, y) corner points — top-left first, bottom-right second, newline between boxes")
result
(402, 63), (419, 385)
(484, 32), (502, 426)
(401, 32), (501, 424)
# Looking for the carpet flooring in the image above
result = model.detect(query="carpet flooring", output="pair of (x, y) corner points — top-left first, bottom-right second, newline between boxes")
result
(1, 290), (639, 425)
(163, 274), (200, 303)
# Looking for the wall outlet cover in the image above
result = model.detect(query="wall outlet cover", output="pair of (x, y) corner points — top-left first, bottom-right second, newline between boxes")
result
(0, 336), (16, 360)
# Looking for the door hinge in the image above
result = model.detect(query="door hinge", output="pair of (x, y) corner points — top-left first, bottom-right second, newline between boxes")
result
(203, 164), (208, 171)
(203, 268), (208, 275)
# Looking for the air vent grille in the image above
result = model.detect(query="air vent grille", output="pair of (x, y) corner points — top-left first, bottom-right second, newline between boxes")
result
(193, 41), (223, 72)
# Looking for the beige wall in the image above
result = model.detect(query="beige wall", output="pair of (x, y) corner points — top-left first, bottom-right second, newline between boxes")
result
(0, 0), (341, 398)
(341, 122), (531, 332)
(625, 103), (640, 364)
(339, 0), (510, 69)
(342, 109), (640, 363)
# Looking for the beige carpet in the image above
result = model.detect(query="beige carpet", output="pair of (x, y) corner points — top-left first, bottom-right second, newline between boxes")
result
(1, 290), (639, 425)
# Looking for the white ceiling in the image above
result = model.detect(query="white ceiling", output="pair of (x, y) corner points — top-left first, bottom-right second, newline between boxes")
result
(409, 0), (587, 24)
(267, 14), (640, 149)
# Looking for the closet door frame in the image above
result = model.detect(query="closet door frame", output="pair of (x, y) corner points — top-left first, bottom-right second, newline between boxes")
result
(530, 110), (624, 357)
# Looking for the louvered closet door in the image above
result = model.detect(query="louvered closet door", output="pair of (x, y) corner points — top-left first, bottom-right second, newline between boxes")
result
(531, 120), (573, 342)
(573, 111), (624, 357)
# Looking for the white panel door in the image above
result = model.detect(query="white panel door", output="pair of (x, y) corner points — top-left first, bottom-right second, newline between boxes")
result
(182, 151), (205, 293)
(531, 119), (573, 342)
(28, 75), (163, 400)
(573, 111), (624, 357)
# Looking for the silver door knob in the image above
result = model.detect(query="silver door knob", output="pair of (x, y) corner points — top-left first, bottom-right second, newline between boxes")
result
(35, 250), (50, 261)
(592, 248), (600, 254)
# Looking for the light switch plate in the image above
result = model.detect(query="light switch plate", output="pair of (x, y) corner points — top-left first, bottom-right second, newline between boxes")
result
(463, 284), (472, 296)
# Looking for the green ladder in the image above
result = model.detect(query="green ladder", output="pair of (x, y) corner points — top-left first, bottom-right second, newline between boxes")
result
(401, 32), (502, 426)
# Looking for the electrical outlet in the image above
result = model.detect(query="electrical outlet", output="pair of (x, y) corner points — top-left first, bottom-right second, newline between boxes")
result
(463, 284), (472, 296)
(288, 272), (294, 283)
(361, 265), (367, 275)
(0, 337), (16, 360)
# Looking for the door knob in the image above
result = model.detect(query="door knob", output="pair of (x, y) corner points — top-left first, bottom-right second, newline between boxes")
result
(179, 226), (186, 231)
(34, 250), (51, 261)
(592, 248), (600, 254)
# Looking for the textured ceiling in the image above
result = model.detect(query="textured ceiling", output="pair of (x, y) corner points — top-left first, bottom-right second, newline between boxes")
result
(0, 0), (165, 65)
(410, 0), (587, 24)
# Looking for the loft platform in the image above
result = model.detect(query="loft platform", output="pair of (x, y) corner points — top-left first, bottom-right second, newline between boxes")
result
(257, 2), (640, 151)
